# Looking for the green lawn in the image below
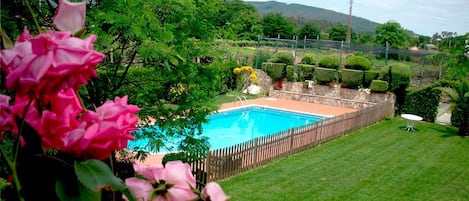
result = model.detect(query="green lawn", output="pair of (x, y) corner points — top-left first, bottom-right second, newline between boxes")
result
(219, 118), (469, 201)
(213, 91), (263, 105)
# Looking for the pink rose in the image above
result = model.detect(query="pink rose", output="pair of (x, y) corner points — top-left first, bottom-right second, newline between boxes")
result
(124, 161), (198, 201)
(3, 28), (104, 97)
(38, 89), (84, 148)
(0, 28), (32, 75)
(201, 182), (230, 201)
(10, 93), (138, 160)
(53, 0), (86, 34)
(60, 96), (139, 160)
(9, 89), (83, 148)
(0, 94), (17, 135)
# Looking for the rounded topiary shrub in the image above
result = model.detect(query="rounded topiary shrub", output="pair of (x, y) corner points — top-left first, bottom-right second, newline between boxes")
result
(268, 52), (294, 65)
(344, 55), (371, 70)
(370, 80), (388, 92)
(318, 55), (340, 69)
(341, 69), (363, 89)
(262, 62), (286, 81)
(301, 53), (316, 65)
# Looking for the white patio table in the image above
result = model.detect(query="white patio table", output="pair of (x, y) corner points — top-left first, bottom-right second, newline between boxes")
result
(401, 114), (423, 131)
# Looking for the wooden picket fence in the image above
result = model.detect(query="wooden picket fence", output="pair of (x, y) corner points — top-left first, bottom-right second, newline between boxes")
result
(189, 100), (394, 186)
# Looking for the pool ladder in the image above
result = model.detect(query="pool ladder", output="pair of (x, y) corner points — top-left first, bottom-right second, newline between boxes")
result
(236, 95), (247, 105)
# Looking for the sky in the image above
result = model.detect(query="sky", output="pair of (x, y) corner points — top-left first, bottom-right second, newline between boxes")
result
(246, 0), (469, 37)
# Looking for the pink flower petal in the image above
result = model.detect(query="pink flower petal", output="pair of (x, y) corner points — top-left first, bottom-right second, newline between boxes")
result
(53, 0), (86, 34)
(202, 182), (230, 201)
(124, 177), (153, 201)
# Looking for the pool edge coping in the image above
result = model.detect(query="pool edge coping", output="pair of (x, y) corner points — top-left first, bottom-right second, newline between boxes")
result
(216, 104), (334, 118)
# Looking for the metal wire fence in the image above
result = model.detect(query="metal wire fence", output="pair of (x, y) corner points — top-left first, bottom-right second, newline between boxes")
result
(255, 36), (445, 88)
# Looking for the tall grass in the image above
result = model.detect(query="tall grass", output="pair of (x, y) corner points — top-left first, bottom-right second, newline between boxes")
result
(219, 118), (469, 201)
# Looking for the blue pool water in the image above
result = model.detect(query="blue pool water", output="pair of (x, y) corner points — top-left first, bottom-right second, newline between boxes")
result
(130, 106), (325, 151)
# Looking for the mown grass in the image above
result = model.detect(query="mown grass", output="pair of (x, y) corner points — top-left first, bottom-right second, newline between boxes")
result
(219, 118), (469, 201)
(213, 91), (264, 106)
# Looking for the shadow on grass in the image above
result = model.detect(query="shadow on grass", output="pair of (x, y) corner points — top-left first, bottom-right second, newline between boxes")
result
(428, 126), (459, 138)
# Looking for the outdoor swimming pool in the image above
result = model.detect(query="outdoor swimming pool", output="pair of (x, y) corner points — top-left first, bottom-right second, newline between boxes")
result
(129, 106), (325, 151)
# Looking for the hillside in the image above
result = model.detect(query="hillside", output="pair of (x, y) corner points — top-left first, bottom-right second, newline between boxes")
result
(245, 1), (380, 34)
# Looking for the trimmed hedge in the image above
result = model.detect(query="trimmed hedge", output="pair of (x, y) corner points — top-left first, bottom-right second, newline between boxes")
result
(370, 80), (388, 92)
(268, 52), (294, 66)
(318, 56), (340, 69)
(380, 63), (412, 113)
(401, 85), (441, 122)
(341, 69), (364, 89)
(364, 71), (379, 87)
(344, 55), (371, 70)
(379, 63), (412, 92)
(451, 110), (464, 127)
(298, 64), (315, 80)
(287, 64), (316, 81)
(286, 65), (295, 81)
(262, 62), (286, 81)
(315, 67), (337, 84)
(301, 54), (316, 65)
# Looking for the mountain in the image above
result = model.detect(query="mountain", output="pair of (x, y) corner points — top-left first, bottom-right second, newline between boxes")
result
(245, 1), (380, 34)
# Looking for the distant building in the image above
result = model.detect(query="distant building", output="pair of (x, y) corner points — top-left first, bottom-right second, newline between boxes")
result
(426, 44), (437, 50)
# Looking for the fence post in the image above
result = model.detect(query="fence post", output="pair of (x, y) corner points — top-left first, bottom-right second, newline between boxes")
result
(206, 150), (211, 182)
(253, 138), (258, 167)
(256, 35), (261, 69)
(289, 129), (294, 154)
(339, 41), (344, 69)
(385, 41), (389, 66)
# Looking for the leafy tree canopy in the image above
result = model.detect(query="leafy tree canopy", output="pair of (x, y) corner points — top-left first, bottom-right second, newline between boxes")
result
(328, 25), (349, 41)
(216, 0), (262, 40)
(261, 12), (294, 38)
(82, 0), (225, 154)
(374, 21), (411, 48)
(297, 23), (320, 39)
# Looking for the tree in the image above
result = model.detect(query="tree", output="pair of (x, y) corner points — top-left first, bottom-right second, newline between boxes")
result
(297, 23), (320, 39)
(374, 21), (411, 48)
(216, 0), (261, 40)
(328, 25), (347, 41)
(354, 33), (374, 45)
(261, 12), (294, 38)
(83, 0), (223, 154)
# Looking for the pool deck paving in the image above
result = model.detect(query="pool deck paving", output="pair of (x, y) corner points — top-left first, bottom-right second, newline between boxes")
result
(219, 97), (357, 117)
(139, 97), (357, 165)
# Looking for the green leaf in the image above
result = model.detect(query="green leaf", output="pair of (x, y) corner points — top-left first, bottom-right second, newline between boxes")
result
(56, 178), (101, 201)
(74, 160), (137, 201)
(75, 160), (124, 191)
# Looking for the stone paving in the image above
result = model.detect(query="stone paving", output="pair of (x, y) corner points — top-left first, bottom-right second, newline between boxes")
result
(219, 97), (357, 117)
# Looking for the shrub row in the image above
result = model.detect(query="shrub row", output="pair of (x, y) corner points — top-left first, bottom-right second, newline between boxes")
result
(286, 64), (315, 81)
(262, 62), (286, 81)
(341, 69), (363, 88)
(266, 62), (410, 92)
